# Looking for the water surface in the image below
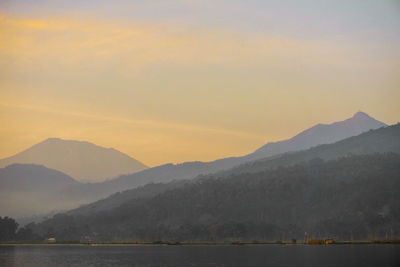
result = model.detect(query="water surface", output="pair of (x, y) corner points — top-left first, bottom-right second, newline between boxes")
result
(0, 244), (399, 267)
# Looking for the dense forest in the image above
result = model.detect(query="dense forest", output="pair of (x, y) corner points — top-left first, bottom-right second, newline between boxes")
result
(222, 123), (400, 176)
(2, 124), (399, 219)
(24, 153), (400, 242)
(63, 123), (400, 218)
(0, 216), (41, 242)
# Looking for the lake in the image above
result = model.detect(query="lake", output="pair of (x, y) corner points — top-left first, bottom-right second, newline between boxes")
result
(0, 244), (399, 267)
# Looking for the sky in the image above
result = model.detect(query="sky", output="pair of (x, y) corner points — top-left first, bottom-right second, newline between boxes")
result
(0, 0), (399, 166)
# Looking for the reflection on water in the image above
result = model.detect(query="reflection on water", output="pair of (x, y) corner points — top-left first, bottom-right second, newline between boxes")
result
(1, 244), (399, 267)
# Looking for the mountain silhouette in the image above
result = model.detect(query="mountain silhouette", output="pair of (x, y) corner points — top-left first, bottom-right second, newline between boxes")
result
(0, 164), (82, 218)
(95, 111), (386, 191)
(34, 153), (400, 242)
(246, 111), (387, 160)
(1, 112), (392, 219)
(67, 123), (400, 218)
(0, 138), (148, 182)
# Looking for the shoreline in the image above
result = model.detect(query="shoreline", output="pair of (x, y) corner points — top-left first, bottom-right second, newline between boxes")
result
(1, 241), (399, 246)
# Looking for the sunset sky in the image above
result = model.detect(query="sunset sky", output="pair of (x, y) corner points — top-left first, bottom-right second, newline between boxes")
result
(1, 0), (399, 166)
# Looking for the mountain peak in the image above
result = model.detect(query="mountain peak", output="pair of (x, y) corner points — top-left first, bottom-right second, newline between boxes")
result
(0, 138), (148, 182)
(42, 137), (89, 145)
(249, 111), (387, 160)
(352, 111), (371, 120)
(45, 137), (62, 141)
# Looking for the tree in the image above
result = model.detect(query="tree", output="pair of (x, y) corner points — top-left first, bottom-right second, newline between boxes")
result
(0, 216), (18, 241)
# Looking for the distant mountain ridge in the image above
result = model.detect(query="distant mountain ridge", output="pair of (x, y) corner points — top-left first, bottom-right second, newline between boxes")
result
(0, 112), (385, 184)
(247, 111), (387, 160)
(223, 122), (400, 176)
(0, 164), (83, 218)
(0, 112), (393, 219)
(33, 153), (400, 242)
(0, 138), (148, 182)
(91, 111), (387, 191)
(0, 164), (79, 192)
(67, 123), (400, 218)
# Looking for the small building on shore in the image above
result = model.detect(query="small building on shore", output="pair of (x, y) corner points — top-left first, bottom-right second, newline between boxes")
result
(46, 237), (56, 243)
(324, 239), (335, 244)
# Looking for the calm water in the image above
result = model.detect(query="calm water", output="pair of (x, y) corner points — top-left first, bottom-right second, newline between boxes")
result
(0, 244), (399, 267)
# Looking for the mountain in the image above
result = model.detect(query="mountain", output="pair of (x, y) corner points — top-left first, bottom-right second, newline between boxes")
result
(85, 114), (390, 198)
(0, 138), (148, 182)
(100, 111), (387, 191)
(223, 122), (400, 176)
(66, 123), (400, 219)
(0, 164), (79, 192)
(0, 164), (83, 218)
(23, 122), (400, 220)
(1, 113), (392, 219)
(246, 111), (387, 160)
(0, 112), (384, 185)
(31, 153), (400, 242)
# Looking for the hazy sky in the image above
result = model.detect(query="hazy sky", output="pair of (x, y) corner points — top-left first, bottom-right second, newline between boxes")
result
(1, 0), (399, 166)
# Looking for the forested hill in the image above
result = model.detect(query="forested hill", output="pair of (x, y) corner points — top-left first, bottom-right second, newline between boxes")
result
(65, 123), (400, 218)
(247, 111), (386, 160)
(69, 117), (392, 204)
(4, 124), (397, 219)
(223, 123), (400, 176)
(31, 153), (400, 242)
(68, 123), (400, 206)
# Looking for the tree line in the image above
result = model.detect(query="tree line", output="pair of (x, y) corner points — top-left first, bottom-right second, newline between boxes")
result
(0, 216), (42, 242)
(23, 153), (400, 243)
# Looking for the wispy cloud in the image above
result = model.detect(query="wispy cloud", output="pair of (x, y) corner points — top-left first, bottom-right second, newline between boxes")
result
(0, 102), (264, 139)
(1, 13), (383, 73)
(0, 10), (398, 165)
